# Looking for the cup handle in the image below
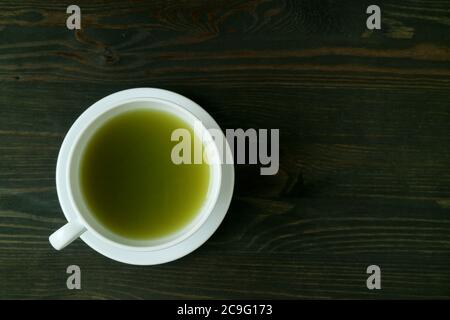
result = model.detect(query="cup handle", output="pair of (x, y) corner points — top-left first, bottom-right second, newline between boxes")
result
(49, 221), (87, 250)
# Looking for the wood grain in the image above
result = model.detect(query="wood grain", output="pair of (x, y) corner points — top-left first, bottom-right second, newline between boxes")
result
(0, 0), (450, 299)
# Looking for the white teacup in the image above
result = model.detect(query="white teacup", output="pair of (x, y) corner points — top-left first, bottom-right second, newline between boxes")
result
(49, 88), (234, 265)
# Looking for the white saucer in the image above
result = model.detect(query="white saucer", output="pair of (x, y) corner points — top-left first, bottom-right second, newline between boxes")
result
(60, 88), (234, 265)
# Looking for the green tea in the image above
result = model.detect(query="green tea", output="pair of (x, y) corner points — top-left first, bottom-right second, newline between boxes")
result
(79, 108), (210, 240)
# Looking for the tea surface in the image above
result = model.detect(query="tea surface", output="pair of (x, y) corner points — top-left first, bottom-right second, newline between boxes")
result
(79, 108), (210, 240)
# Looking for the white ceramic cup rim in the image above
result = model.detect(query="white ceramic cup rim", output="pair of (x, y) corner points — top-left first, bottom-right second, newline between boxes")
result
(55, 93), (222, 252)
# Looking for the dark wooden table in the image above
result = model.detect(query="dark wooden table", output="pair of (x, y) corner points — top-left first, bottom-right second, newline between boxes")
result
(1, 0), (450, 299)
